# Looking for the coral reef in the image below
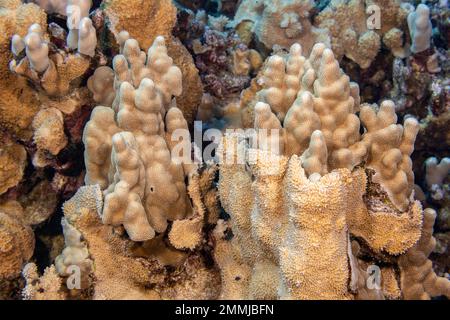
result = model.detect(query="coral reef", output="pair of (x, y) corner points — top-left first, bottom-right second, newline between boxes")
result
(0, 0), (448, 302)
(174, 8), (263, 130)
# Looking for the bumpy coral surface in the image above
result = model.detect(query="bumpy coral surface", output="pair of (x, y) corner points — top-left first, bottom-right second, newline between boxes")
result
(0, 0), (448, 303)
(83, 36), (196, 241)
(0, 0), (46, 138)
(0, 209), (34, 280)
(232, 0), (330, 55)
(215, 42), (449, 299)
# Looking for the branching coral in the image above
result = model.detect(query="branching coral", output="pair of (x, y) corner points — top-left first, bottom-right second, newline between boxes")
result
(84, 36), (196, 241)
(102, 0), (205, 118)
(0, 0), (447, 303)
(28, 0), (68, 15)
(65, 1), (95, 54)
(425, 157), (450, 201)
(55, 217), (93, 289)
(10, 23), (91, 97)
(0, 0), (46, 138)
(57, 180), (220, 299)
(4, 1), (101, 176)
(408, 4), (432, 54)
(242, 43), (419, 211)
(22, 263), (65, 300)
(215, 42), (428, 299)
(399, 208), (450, 299)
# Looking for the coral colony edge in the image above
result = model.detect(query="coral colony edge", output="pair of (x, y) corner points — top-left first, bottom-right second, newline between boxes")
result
(0, 0), (448, 302)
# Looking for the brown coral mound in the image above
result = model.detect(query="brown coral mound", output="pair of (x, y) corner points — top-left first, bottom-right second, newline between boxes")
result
(104, 0), (177, 51)
(0, 209), (34, 280)
(0, 133), (27, 195)
(167, 38), (204, 126)
(100, 0), (202, 124)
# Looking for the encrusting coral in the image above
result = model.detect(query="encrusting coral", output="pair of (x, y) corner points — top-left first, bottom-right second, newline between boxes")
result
(214, 42), (450, 299)
(0, 132), (27, 195)
(425, 157), (450, 201)
(232, 0), (330, 55)
(0, 208), (34, 280)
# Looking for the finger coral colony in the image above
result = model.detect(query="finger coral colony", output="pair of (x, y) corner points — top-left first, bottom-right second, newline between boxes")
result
(0, 0), (448, 301)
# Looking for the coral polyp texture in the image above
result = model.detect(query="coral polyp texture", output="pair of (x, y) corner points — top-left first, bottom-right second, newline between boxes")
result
(0, 0), (448, 302)
(215, 42), (449, 299)
(83, 36), (195, 242)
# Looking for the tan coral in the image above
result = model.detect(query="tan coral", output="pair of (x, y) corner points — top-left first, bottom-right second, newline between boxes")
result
(0, 133), (27, 195)
(104, 0), (176, 51)
(217, 135), (424, 299)
(10, 35), (91, 97)
(315, 0), (411, 68)
(55, 218), (93, 290)
(84, 36), (196, 242)
(166, 38), (203, 125)
(32, 108), (68, 156)
(399, 209), (450, 299)
(360, 101), (420, 211)
(61, 185), (220, 300)
(0, 209), (34, 280)
(216, 43), (427, 300)
(87, 66), (115, 107)
(232, 0), (330, 55)
(0, 1), (46, 138)
(242, 43), (417, 211)
(22, 263), (66, 300)
(88, 32), (201, 125)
